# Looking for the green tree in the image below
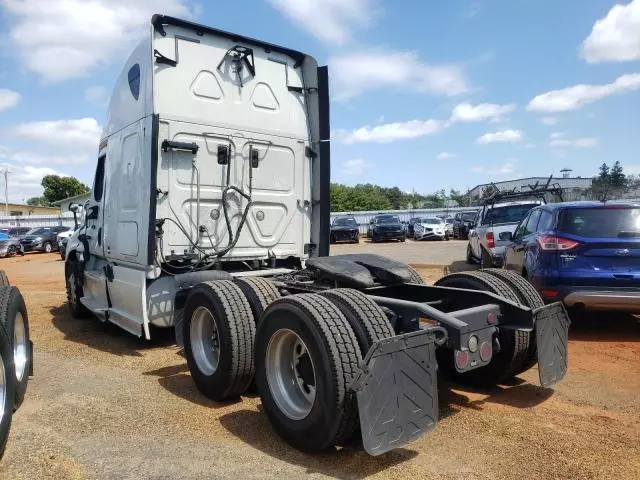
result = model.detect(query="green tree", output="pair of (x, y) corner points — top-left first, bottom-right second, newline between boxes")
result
(41, 175), (90, 204)
(610, 161), (626, 188)
(598, 163), (610, 182)
(26, 196), (48, 206)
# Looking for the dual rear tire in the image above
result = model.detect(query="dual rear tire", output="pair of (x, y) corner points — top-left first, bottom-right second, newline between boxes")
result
(182, 278), (394, 453)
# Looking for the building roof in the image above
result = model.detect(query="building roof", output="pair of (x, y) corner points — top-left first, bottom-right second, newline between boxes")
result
(51, 191), (92, 206)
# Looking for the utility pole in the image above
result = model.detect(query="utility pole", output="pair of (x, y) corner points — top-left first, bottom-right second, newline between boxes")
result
(0, 167), (10, 216)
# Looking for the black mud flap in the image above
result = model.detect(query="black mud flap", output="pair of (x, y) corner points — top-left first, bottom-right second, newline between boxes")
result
(534, 302), (571, 388)
(350, 330), (439, 456)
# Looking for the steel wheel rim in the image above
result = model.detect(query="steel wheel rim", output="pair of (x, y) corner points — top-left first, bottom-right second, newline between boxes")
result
(266, 329), (316, 420)
(14, 311), (27, 382)
(190, 306), (220, 376)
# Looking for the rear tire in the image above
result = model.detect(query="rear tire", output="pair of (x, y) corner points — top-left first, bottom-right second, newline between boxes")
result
(43, 242), (52, 253)
(466, 244), (475, 264)
(434, 271), (531, 386)
(407, 265), (426, 284)
(0, 322), (15, 459)
(0, 286), (31, 410)
(320, 289), (394, 355)
(183, 281), (255, 401)
(481, 269), (544, 374)
(255, 294), (361, 452)
(234, 277), (280, 324)
(480, 248), (493, 269)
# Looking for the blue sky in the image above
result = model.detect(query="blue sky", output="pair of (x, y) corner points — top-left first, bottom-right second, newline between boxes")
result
(0, 0), (639, 202)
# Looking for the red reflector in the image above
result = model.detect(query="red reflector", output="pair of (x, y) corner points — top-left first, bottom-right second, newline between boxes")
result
(479, 342), (492, 362)
(487, 312), (497, 324)
(541, 289), (559, 299)
(537, 235), (579, 251)
(486, 231), (495, 248)
(455, 350), (469, 370)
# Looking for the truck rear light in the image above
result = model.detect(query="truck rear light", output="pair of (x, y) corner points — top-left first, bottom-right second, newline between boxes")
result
(487, 312), (497, 324)
(479, 341), (492, 362)
(454, 350), (469, 370)
(540, 289), (559, 299)
(486, 231), (495, 248)
(537, 235), (579, 251)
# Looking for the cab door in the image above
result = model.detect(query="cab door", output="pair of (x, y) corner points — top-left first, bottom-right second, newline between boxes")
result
(83, 153), (106, 258)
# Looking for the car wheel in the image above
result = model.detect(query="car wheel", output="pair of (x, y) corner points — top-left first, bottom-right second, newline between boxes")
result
(466, 244), (475, 264)
(43, 242), (52, 253)
(480, 248), (493, 269)
(7, 247), (17, 258)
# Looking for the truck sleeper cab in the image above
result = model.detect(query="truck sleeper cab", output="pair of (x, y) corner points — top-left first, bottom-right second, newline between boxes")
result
(64, 15), (570, 457)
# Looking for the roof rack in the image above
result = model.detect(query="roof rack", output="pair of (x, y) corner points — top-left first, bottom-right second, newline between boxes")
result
(481, 175), (565, 206)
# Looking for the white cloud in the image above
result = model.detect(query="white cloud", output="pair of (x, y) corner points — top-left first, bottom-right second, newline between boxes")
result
(11, 118), (101, 151)
(330, 49), (470, 101)
(549, 134), (599, 148)
(540, 117), (558, 125)
(527, 73), (640, 112)
(436, 152), (456, 160)
(342, 159), (368, 176)
(85, 85), (109, 105)
(0, 163), (70, 203)
(268, 0), (375, 45)
(0, 146), (87, 166)
(463, 1), (482, 18)
(472, 161), (517, 176)
(0, 89), (21, 111)
(450, 102), (515, 123)
(337, 119), (444, 144)
(476, 129), (523, 144)
(1, 0), (194, 81)
(581, 0), (640, 63)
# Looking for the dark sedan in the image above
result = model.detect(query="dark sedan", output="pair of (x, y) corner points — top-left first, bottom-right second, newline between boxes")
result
(330, 216), (360, 244)
(367, 214), (406, 242)
(20, 226), (71, 253)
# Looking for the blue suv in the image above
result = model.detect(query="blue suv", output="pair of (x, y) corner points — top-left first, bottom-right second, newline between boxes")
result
(502, 202), (639, 312)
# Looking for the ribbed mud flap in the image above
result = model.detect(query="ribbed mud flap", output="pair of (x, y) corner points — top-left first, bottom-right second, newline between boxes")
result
(534, 302), (571, 388)
(350, 330), (439, 456)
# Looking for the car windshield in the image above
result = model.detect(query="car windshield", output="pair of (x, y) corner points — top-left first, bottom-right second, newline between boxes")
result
(558, 207), (640, 238)
(423, 218), (442, 225)
(462, 212), (476, 222)
(376, 215), (400, 224)
(445, 218), (454, 224)
(26, 227), (51, 235)
(333, 217), (357, 227)
(482, 204), (537, 225)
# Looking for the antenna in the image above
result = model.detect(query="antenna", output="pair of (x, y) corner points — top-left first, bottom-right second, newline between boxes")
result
(0, 167), (11, 216)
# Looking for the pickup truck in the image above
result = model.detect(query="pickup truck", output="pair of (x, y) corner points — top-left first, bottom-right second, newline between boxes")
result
(468, 200), (541, 268)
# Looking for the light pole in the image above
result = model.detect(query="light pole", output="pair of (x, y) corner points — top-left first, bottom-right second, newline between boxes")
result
(0, 167), (10, 216)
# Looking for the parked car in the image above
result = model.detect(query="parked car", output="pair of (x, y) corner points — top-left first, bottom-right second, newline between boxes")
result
(0, 237), (24, 257)
(367, 214), (406, 242)
(413, 217), (449, 241)
(406, 217), (423, 237)
(453, 211), (478, 239)
(444, 217), (454, 238)
(330, 216), (360, 244)
(468, 200), (541, 268)
(20, 226), (71, 253)
(503, 201), (640, 311)
(1, 227), (31, 238)
(57, 229), (78, 260)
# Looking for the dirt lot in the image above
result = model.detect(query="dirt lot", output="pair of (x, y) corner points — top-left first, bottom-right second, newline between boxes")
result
(0, 252), (639, 480)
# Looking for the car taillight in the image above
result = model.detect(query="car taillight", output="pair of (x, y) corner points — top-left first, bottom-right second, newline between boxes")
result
(486, 231), (495, 248)
(455, 350), (469, 370)
(537, 235), (579, 251)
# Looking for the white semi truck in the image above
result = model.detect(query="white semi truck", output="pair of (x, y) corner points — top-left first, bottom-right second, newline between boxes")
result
(64, 15), (570, 455)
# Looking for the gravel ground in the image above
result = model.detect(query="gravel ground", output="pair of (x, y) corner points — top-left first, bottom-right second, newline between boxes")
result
(331, 238), (467, 267)
(0, 253), (639, 479)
